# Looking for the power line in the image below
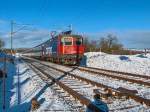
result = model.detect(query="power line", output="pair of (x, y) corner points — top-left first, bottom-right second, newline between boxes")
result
(10, 20), (13, 53)
(10, 20), (34, 54)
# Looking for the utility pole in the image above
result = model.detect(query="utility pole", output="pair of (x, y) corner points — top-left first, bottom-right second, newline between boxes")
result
(10, 21), (31, 55)
(11, 20), (14, 54)
(69, 24), (72, 31)
(2, 54), (6, 110)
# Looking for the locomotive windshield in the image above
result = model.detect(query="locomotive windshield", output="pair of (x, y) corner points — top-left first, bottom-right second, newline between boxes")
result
(61, 37), (73, 45)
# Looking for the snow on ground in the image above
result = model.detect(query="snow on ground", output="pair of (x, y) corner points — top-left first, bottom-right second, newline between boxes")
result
(72, 69), (150, 99)
(83, 52), (150, 76)
(1, 53), (149, 111)
(0, 57), (71, 112)
(0, 59), (16, 111)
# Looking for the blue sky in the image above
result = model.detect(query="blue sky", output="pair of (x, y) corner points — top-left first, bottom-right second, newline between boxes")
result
(0, 0), (150, 48)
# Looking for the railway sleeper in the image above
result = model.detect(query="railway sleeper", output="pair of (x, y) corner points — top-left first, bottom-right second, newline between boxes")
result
(117, 87), (138, 94)
(93, 89), (113, 99)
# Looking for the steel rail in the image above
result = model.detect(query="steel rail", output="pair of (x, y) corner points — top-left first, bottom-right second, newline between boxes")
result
(76, 67), (150, 86)
(83, 66), (150, 79)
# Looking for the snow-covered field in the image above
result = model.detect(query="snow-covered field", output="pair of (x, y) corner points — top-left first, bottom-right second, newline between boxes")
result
(84, 52), (150, 76)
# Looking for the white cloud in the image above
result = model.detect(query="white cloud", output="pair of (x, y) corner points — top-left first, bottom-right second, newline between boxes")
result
(0, 29), (50, 48)
(86, 29), (150, 49)
(117, 30), (150, 48)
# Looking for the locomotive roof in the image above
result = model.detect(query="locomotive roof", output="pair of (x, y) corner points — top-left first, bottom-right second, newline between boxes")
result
(61, 34), (82, 38)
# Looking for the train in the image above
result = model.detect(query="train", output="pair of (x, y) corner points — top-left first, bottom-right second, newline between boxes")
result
(22, 30), (85, 64)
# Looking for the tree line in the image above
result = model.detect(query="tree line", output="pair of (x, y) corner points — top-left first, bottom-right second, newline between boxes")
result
(84, 34), (123, 54)
(0, 38), (5, 50)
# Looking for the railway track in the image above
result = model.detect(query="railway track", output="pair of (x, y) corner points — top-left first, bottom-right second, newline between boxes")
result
(26, 63), (85, 111)
(26, 57), (150, 87)
(25, 61), (104, 111)
(23, 57), (150, 111)
(76, 66), (150, 86)
(82, 66), (150, 79)
(22, 57), (150, 100)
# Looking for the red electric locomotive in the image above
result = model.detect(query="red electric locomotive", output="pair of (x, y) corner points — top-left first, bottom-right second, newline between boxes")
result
(23, 30), (85, 65)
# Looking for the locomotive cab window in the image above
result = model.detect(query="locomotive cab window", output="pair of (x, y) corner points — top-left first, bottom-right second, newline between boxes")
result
(61, 37), (73, 45)
(65, 41), (72, 45)
(76, 38), (82, 45)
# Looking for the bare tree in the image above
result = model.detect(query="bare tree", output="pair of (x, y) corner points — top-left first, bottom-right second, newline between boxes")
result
(83, 37), (97, 52)
(83, 37), (90, 52)
(99, 34), (123, 53)
(0, 38), (5, 49)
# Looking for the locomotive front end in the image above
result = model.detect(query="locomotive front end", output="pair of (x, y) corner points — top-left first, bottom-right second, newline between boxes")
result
(59, 35), (84, 64)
